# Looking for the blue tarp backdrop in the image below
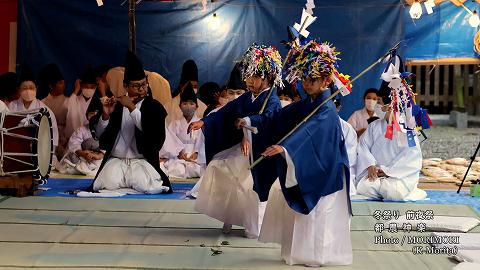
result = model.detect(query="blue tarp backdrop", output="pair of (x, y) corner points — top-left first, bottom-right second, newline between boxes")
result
(18, 0), (405, 118)
(404, 1), (478, 61)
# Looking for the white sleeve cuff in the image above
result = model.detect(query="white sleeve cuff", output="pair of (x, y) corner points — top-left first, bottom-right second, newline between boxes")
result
(242, 117), (251, 138)
(95, 117), (110, 137)
(281, 146), (298, 188)
(242, 117), (253, 164)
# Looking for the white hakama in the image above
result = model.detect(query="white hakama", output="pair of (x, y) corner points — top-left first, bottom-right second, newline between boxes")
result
(259, 174), (352, 266)
(94, 157), (168, 194)
(355, 119), (427, 201)
(193, 90), (273, 237)
(194, 144), (266, 238)
(93, 100), (169, 194)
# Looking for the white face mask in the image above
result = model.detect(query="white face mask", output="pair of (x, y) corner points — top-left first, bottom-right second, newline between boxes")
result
(82, 88), (96, 99)
(280, 100), (291, 108)
(365, 99), (377, 111)
(218, 97), (228, 106)
(181, 107), (196, 117)
(21, 89), (36, 102)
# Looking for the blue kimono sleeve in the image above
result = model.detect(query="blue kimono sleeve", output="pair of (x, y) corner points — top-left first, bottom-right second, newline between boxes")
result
(278, 106), (350, 214)
(202, 98), (244, 163)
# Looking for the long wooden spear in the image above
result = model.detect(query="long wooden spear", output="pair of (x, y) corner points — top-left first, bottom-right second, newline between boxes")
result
(249, 41), (402, 169)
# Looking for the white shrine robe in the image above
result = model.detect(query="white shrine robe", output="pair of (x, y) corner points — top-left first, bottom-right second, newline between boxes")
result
(8, 98), (59, 147)
(347, 108), (382, 133)
(65, 94), (93, 141)
(160, 115), (206, 178)
(355, 119), (427, 201)
(59, 125), (102, 176)
(340, 119), (358, 196)
(194, 90), (273, 238)
(93, 100), (169, 194)
(42, 94), (68, 149)
(259, 162), (352, 266)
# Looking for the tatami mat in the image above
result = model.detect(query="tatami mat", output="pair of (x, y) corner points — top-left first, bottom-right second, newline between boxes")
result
(0, 196), (476, 269)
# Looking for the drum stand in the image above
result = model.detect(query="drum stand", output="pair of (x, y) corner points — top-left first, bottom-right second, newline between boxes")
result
(457, 140), (480, 193)
(0, 175), (35, 197)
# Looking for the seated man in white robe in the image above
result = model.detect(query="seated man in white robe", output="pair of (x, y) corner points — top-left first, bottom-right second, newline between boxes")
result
(356, 92), (427, 201)
(160, 83), (206, 178)
(90, 51), (171, 195)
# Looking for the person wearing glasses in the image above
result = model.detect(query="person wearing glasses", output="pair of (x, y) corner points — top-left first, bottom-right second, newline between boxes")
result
(89, 51), (172, 195)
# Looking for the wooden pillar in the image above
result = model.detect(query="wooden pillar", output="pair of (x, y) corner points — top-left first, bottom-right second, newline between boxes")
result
(434, 65), (440, 107)
(453, 65), (463, 110)
(128, 0), (136, 53)
(463, 65), (470, 114)
(415, 66), (422, 104)
(444, 65), (451, 110)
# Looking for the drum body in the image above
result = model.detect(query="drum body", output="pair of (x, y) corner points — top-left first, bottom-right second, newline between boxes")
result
(0, 108), (53, 181)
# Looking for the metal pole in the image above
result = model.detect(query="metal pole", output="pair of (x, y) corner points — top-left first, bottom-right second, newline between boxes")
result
(128, 0), (136, 53)
(457, 140), (480, 193)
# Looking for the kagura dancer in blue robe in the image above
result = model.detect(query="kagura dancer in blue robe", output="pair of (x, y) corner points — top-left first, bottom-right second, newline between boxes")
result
(239, 41), (353, 266)
(188, 44), (283, 238)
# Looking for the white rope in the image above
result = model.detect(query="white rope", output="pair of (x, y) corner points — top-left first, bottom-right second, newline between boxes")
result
(20, 113), (40, 127)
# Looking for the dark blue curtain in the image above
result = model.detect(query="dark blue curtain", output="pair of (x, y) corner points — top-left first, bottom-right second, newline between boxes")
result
(405, 1), (478, 60)
(17, 0), (404, 119)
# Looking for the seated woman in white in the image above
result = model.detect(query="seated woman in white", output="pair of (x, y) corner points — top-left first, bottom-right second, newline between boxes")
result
(160, 83), (205, 178)
(355, 98), (427, 201)
(348, 88), (384, 138)
(9, 65), (59, 154)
